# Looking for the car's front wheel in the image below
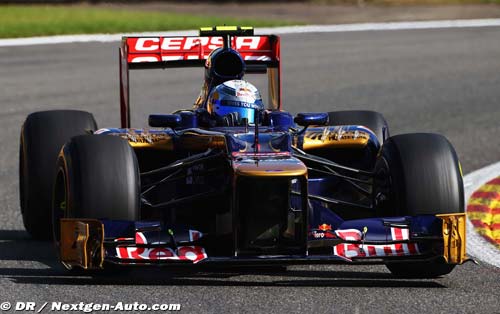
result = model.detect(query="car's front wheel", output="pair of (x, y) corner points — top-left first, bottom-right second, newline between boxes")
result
(53, 135), (140, 249)
(374, 133), (464, 278)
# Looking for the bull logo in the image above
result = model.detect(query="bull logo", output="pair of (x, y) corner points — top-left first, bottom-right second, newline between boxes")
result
(318, 224), (332, 231)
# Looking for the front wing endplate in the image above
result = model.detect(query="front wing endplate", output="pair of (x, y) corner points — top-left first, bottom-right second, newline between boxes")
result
(60, 219), (104, 270)
(437, 213), (467, 264)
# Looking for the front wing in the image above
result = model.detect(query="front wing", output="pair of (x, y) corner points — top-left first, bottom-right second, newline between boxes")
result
(58, 213), (467, 270)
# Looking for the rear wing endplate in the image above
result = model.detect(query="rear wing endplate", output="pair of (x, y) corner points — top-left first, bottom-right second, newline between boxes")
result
(119, 27), (281, 128)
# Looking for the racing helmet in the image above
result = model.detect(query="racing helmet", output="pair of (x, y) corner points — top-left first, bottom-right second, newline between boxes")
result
(206, 80), (264, 125)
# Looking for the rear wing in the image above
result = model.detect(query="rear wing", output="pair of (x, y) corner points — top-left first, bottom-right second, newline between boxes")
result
(119, 26), (281, 128)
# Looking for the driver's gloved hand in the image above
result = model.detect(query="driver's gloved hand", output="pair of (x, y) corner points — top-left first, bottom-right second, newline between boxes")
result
(196, 109), (241, 127)
(195, 108), (216, 128)
(219, 112), (240, 127)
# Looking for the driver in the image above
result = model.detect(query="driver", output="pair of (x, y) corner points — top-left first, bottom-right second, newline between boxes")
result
(205, 80), (264, 126)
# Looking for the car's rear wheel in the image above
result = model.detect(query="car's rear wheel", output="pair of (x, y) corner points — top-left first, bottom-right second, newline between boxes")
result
(374, 133), (464, 278)
(53, 134), (140, 245)
(20, 110), (97, 240)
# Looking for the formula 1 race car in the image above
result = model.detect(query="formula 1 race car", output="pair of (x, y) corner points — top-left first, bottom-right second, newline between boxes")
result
(20, 26), (468, 278)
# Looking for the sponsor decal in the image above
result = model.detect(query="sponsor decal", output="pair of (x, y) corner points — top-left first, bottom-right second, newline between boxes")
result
(127, 36), (273, 63)
(390, 227), (410, 241)
(334, 228), (363, 241)
(305, 128), (370, 142)
(333, 242), (419, 259)
(311, 230), (336, 239)
(318, 224), (332, 231)
(335, 227), (410, 242)
(131, 36), (265, 53)
(218, 99), (260, 109)
(120, 132), (171, 144)
(189, 230), (202, 242)
(130, 54), (271, 63)
(337, 126), (344, 140)
(236, 87), (254, 97)
(116, 231), (207, 263)
(332, 228), (418, 259)
(312, 231), (324, 238)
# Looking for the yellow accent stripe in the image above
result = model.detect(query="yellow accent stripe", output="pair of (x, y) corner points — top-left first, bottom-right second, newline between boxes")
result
(469, 215), (500, 225)
(473, 227), (490, 233)
(199, 26), (254, 34)
(478, 184), (500, 193)
(467, 212), (493, 221)
(216, 26), (238, 31)
(474, 228), (500, 241)
(468, 198), (500, 207)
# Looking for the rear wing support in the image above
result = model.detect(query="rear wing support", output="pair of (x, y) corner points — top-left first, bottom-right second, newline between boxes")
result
(119, 44), (130, 128)
(119, 27), (281, 128)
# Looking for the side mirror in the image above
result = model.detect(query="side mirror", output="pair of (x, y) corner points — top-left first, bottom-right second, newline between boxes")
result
(268, 111), (294, 131)
(148, 114), (181, 128)
(294, 112), (329, 127)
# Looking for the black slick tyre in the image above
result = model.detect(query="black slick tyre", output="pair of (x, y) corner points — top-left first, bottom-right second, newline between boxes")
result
(375, 133), (464, 217)
(375, 133), (464, 278)
(20, 110), (97, 240)
(53, 134), (140, 244)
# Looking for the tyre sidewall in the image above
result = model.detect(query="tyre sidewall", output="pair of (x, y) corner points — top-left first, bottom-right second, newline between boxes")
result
(376, 133), (464, 216)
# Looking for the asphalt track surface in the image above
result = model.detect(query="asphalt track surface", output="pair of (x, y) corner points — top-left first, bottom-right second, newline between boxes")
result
(1, 27), (500, 313)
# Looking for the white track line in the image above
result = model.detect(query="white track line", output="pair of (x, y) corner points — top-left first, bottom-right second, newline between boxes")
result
(1, 18), (500, 47)
(257, 19), (500, 34)
(464, 161), (500, 268)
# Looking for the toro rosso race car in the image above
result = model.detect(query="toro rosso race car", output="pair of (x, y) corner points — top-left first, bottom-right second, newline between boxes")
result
(20, 26), (468, 278)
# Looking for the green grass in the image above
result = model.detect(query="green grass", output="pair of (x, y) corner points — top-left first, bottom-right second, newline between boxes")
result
(0, 5), (300, 38)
